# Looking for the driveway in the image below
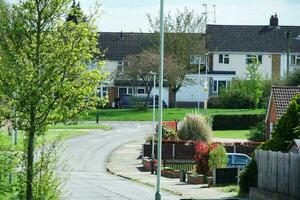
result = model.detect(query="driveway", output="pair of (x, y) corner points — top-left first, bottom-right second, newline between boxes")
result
(60, 121), (179, 200)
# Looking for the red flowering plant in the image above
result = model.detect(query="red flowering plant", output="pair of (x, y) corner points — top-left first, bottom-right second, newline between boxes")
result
(194, 142), (220, 176)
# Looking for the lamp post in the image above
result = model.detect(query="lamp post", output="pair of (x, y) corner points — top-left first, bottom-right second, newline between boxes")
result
(197, 58), (201, 111)
(155, 0), (164, 199)
(149, 71), (156, 175)
(204, 53), (209, 115)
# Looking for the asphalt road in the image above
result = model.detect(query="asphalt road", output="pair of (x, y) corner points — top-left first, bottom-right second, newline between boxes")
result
(60, 121), (180, 200)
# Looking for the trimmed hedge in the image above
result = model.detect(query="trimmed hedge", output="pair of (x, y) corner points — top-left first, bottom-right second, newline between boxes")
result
(212, 114), (265, 130)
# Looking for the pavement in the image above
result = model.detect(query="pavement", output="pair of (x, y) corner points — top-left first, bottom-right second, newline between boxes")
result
(60, 121), (179, 200)
(107, 139), (243, 200)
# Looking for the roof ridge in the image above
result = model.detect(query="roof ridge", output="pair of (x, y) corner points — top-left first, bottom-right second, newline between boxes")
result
(272, 86), (300, 89)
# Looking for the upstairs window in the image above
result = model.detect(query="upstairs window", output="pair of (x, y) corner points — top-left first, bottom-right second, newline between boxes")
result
(246, 55), (262, 64)
(219, 54), (229, 64)
(291, 55), (300, 66)
(117, 61), (128, 73)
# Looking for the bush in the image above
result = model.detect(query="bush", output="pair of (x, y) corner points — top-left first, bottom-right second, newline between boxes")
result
(247, 122), (266, 142)
(212, 114), (265, 130)
(207, 96), (222, 108)
(208, 145), (228, 170)
(239, 159), (257, 194)
(220, 92), (255, 109)
(161, 124), (178, 140)
(194, 142), (210, 176)
(178, 114), (212, 143)
(285, 68), (300, 86)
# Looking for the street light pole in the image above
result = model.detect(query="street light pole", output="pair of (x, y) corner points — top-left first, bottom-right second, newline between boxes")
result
(155, 0), (164, 199)
(197, 58), (201, 111)
(150, 72), (156, 174)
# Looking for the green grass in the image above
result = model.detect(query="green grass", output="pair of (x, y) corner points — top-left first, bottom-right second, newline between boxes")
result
(81, 108), (265, 121)
(0, 122), (110, 151)
(213, 130), (249, 139)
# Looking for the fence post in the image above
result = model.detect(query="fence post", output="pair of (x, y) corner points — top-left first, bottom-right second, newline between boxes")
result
(172, 144), (175, 159)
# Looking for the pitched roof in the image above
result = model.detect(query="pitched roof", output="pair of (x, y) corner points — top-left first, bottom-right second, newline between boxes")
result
(271, 86), (300, 118)
(206, 24), (300, 53)
(98, 32), (153, 60)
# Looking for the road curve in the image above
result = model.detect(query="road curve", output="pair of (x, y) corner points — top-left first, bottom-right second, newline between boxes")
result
(60, 121), (179, 200)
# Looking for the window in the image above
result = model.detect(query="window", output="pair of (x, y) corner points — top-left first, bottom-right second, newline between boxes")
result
(98, 85), (108, 98)
(137, 88), (145, 94)
(246, 55), (262, 64)
(213, 80), (228, 94)
(219, 54), (229, 64)
(128, 88), (133, 94)
(190, 55), (205, 64)
(291, 55), (300, 66)
(117, 61), (128, 73)
(118, 87), (133, 97)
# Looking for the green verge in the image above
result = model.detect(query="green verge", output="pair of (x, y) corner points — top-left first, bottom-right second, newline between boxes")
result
(0, 122), (110, 151)
(213, 130), (249, 139)
(81, 108), (265, 121)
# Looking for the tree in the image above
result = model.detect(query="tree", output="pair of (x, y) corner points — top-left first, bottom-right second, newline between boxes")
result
(245, 62), (263, 109)
(147, 7), (205, 107)
(122, 50), (160, 108)
(0, 0), (107, 199)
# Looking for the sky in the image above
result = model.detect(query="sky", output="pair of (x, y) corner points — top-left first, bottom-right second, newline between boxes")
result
(78, 0), (300, 32)
(7, 0), (300, 32)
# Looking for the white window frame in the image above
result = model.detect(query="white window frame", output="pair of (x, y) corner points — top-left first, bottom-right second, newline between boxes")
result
(246, 55), (262, 64)
(291, 55), (300, 66)
(190, 55), (205, 65)
(98, 84), (108, 98)
(118, 87), (134, 96)
(219, 54), (229, 64)
(213, 80), (228, 94)
(137, 87), (146, 94)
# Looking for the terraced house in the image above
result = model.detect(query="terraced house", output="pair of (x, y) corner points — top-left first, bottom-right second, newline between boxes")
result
(97, 15), (300, 108)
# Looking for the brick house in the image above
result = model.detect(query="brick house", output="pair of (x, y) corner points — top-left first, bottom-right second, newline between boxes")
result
(265, 86), (300, 140)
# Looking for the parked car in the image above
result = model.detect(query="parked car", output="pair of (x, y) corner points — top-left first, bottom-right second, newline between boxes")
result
(227, 153), (251, 169)
(118, 94), (168, 109)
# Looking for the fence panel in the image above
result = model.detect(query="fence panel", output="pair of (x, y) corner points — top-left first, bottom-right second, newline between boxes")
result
(256, 150), (300, 198)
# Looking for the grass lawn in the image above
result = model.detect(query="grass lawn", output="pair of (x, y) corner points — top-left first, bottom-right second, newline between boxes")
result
(0, 122), (110, 150)
(213, 130), (249, 139)
(81, 108), (265, 121)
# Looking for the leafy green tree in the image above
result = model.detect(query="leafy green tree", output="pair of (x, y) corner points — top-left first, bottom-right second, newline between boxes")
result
(147, 7), (205, 107)
(245, 62), (263, 109)
(0, 0), (107, 199)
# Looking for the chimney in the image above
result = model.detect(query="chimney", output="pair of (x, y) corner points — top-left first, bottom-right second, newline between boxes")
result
(274, 13), (278, 26)
(269, 15), (275, 26)
(120, 31), (124, 40)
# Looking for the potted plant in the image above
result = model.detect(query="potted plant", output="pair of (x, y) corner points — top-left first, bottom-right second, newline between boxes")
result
(187, 166), (204, 184)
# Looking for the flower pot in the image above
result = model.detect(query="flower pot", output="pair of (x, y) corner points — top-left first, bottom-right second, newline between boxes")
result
(187, 174), (204, 184)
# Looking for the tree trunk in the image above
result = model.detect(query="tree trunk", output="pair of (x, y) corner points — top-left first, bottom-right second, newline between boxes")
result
(169, 89), (178, 108)
(144, 91), (151, 108)
(26, 117), (36, 200)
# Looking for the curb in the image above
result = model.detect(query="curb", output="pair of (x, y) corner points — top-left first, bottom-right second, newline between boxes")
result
(106, 140), (183, 197)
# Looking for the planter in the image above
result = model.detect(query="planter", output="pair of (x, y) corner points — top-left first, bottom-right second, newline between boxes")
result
(142, 157), (157, 171)
(207, 176), (214, 187)
(187, 174), (204, 184)
(161, 168), (180, 179)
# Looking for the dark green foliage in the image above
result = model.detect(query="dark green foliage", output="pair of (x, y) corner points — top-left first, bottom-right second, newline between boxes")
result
(219, 93), (255, 109)
(260, 94), (300, 151)
(161, 124), (178, 140)
(207, 96), (222, 108)
(285, 69), (300, 86)
(247, 122), (266, 142)
(212, 114), (265, 130)
(239, 159), (257, 194)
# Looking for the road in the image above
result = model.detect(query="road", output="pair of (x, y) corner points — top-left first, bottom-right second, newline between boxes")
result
(60, 121), (180, 200)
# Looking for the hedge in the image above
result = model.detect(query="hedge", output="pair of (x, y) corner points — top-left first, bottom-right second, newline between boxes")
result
(212, 114), (265, 130)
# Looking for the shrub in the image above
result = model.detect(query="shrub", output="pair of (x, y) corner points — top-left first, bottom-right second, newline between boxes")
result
(194, 142), (210, 175)
(247, 121), (266, 142)
(161, 124), (178, 140)
(208, 145), (228, 170)
(178, 114), (212, 143)
(212, 114), (265, 130)
(207, 96), (222, 108)
(239, 159), (257, 194)
(220, 92), (255, 109)
(285, 68), (300, 86)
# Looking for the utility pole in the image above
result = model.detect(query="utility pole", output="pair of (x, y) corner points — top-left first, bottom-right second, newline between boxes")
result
(202, 4), (208, 25)
(286, 30), (291, 77)
(155, 0), (164, 199)
(213, 5), (216, 24)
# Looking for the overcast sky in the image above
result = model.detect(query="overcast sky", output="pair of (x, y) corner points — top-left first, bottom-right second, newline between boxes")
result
(7, 0), (300, 32)
(78, 0), (300, 32)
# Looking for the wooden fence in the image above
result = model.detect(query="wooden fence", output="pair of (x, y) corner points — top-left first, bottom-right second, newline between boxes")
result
(255, 150), (300, 199)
